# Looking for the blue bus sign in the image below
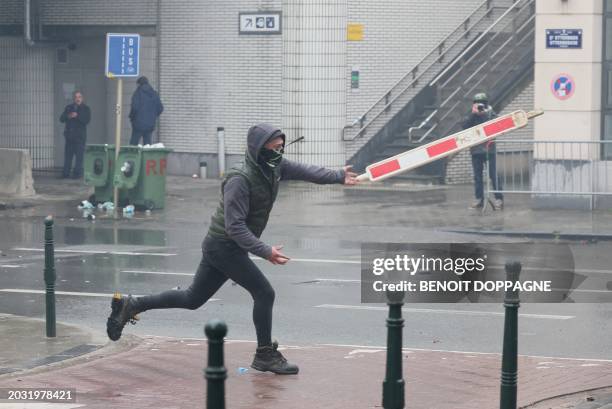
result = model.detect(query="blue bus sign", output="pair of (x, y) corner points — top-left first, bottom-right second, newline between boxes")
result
(105, 33), (140, 77)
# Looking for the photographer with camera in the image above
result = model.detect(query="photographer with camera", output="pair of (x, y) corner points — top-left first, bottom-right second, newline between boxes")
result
(59, 90), (91, 179)
(462, 92), (503, 210)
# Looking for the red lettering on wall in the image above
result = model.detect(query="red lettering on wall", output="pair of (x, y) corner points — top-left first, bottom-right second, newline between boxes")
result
(146, 159), (157, 176)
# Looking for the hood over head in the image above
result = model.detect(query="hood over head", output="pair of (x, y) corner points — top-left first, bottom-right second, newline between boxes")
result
(246, 123), (285, 162)
(139, 82), (155, 95)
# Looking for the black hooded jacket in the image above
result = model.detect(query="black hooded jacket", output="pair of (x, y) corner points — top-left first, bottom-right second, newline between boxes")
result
(129, 83), (164, 132)
(207, 123), (345, 259)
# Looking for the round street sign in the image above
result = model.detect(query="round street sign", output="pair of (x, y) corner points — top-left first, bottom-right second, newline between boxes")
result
(551, 73), (575, 100)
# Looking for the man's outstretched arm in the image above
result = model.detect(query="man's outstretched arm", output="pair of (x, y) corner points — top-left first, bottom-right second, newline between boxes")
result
(280, 159), (357, 185)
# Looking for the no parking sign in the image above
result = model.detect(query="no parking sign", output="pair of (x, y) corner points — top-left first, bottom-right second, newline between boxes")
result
(551, 73), (575, 100)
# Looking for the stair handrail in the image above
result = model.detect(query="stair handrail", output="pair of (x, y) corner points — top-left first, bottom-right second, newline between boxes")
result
(343, 0), (496, 141)
(430, 0), (530, 87)
(408, 109), (438, 142)
(424, 17), (535, 141)
(414, 0), (534, 143)
(435, 3), (532, 91)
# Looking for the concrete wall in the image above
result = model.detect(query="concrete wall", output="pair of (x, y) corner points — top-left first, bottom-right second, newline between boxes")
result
(159, 0), (488, 173)
(0, 0), (21, 24)
(159, 0), (283, 163)
(0, 0), (157, 25)
(531, 159), (612, 210)
(0, 0), (534, 177)
(345, 0), (483, 123)
(0, 0), (158, 170)
(0, 149), (35, 197)
(40, 0), (157, 26)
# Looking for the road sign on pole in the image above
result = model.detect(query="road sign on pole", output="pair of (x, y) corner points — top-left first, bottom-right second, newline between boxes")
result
(356, 110), (544, 182)
(105, 33), (139, 216)
(105, 33), (140, 78)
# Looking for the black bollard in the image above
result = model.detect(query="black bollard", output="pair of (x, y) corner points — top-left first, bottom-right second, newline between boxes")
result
(383, 291), (405, 409)
(44, 216), (56, 338)
(204, 319), (227, 409)
(500, 261), (521, 409)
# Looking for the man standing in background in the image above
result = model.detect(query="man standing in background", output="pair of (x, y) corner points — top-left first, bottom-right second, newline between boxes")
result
(129, 76), (163, 145)
(462, 92), (503, 210)
(60, 90), (91, 179)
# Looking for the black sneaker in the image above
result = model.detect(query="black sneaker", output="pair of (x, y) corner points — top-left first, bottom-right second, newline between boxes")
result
(251, 342), (299, 375)
(106, 292), (140, 341)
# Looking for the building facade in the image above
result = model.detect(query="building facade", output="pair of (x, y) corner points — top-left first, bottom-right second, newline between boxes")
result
(11, 0), (602, 187)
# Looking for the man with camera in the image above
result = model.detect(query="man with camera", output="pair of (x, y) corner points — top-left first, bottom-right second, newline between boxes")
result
(462, 92), (503, 210)
(59, 90), (91, 179)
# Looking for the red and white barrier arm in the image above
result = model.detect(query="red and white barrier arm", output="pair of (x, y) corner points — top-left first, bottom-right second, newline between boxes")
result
(356, 110), (544, 182)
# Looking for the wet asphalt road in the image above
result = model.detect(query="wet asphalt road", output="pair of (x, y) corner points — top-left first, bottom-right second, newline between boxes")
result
(1, 179), (612, 359)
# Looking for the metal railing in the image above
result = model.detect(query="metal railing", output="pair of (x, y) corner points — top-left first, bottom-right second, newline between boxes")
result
(486, 140), (612, 209)
(407, 108), (438, 141)
(414, 0), (534, 143)
(343, 0), (505, 142)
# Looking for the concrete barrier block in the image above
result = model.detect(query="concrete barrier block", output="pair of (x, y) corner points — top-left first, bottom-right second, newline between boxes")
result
(0, 148), (36, 197)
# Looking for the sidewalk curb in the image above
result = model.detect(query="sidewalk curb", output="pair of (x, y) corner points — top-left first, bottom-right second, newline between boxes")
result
(441, 228), (612, 241)
(521, 385), (612, 408)
(0, 314), (143, 380)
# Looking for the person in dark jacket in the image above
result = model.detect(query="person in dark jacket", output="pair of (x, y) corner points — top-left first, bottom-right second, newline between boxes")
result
(107, 123), (358, 374)
(129, 76), (163, 145)
(60, 91), (91, 179)
(462, 92), (503, 210)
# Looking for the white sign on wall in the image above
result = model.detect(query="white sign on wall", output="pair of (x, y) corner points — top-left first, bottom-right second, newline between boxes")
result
(239, 12), (281, 34)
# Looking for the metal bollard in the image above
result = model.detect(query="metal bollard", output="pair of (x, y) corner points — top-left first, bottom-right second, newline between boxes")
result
(383, 291), (405, 409)
(500, 261), (521, 409)
(204, 319), (227, 409)
(44, 215), (56, 338)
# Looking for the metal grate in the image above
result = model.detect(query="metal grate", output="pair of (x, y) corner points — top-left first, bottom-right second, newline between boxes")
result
(0, 38), (55, 170)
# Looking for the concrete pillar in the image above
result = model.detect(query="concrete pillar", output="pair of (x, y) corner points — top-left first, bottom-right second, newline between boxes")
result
(532, 1), (604, 208)
(534, 0), (602, 155)
(282, 1), (347, 167)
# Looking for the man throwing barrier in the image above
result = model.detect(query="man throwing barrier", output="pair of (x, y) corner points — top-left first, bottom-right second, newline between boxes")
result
(106, 123), (358, 375)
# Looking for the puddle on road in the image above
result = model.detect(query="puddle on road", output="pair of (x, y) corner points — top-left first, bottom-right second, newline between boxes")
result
(0, 219), (203, 250)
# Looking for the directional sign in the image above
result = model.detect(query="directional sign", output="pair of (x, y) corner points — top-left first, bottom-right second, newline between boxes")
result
(239, 12), (281, 34)
(105, 33), (140, 78)
(357, 110), (543, 182)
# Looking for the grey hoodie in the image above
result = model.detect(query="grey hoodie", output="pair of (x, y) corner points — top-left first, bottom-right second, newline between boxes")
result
(223, 124), (345, 259)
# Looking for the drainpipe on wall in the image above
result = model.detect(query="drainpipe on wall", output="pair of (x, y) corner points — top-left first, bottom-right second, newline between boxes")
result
(24, 0), (66, 47)
(24, 0), (37, 46)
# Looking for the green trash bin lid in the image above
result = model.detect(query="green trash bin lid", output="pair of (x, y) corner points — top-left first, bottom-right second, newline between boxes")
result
(142, 148), (173, 153)
(86, 144), (115, 152)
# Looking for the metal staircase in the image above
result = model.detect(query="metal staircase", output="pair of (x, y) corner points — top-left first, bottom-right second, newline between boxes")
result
(344, 0), (535, 184)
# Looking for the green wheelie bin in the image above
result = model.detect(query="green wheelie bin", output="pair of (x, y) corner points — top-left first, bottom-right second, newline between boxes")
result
(83, 144), (115, 204)
(129, 147), (172, 210)
(113, 146), (143, 191)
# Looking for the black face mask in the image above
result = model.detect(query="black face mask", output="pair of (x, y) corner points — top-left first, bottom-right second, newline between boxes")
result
(259, 147), (284, 168)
